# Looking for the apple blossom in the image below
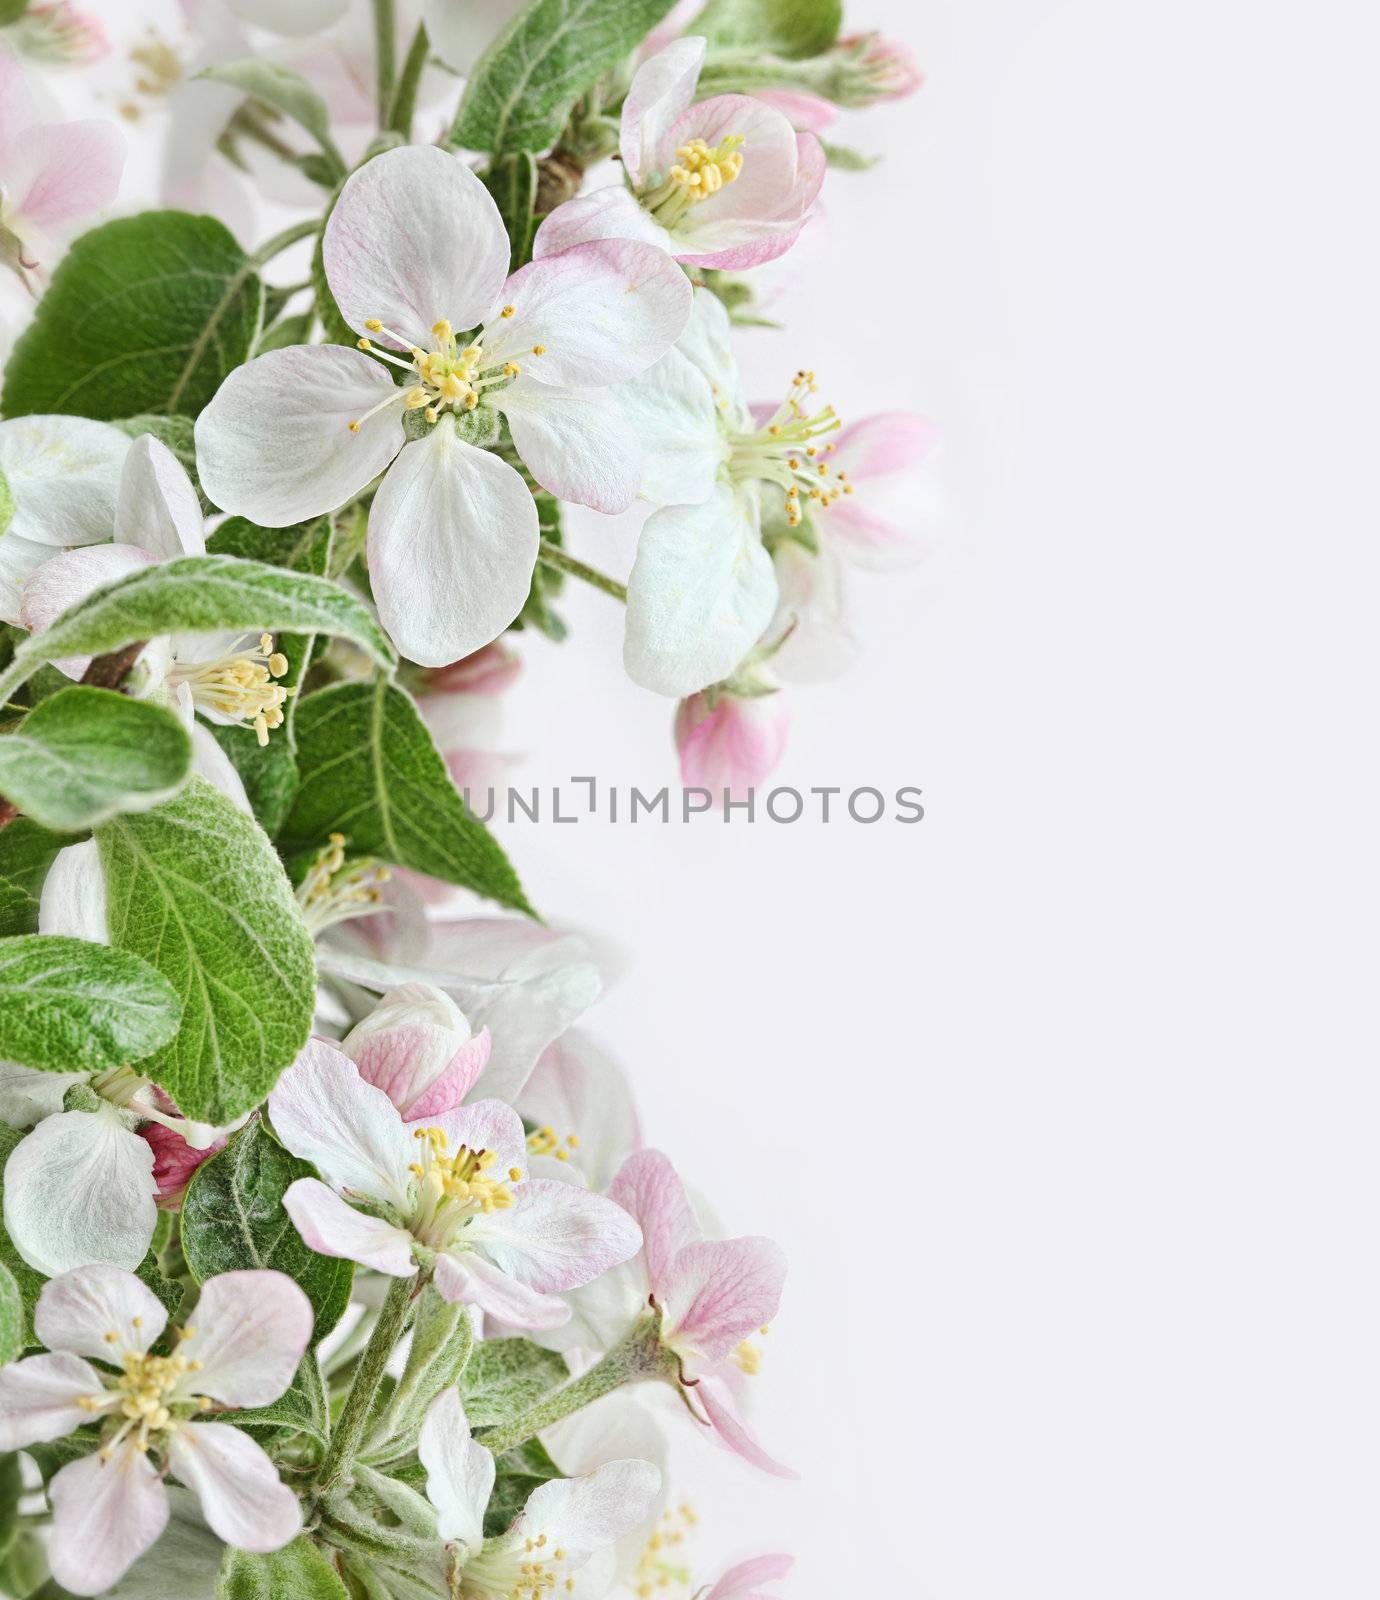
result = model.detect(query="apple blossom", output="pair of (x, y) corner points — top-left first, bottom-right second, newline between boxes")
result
(674, 673), (790, 796)
(268, 1037), (642, 1328)
(534, 38), (825, 272)
(0, 44), (124, 289)
(3, 3), (108, 65)
(195, 144), (691, 666)
(339, 981), (493, 1120)
(0, 1265), (310, 1594)
(519, 1028), (642, 1192)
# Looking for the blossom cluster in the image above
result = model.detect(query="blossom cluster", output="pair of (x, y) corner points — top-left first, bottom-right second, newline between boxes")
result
(0, 0), (927, 1594)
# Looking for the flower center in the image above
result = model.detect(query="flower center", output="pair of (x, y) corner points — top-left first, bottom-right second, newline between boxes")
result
(727, 370), (848, 527)
(526, 1125), (580, 1163)
(631, 1504), (699, 1600)
(643, 136), (746, 227)
(296, 831), (391, 936)
(75, 1325), (211, 1458)
(461, 1529), (574, 1600)
(10, 3), (107, 64)
(409, 1126), (520, 1248)
(349, 312), (547, 432)
(172, 632), (290, 745)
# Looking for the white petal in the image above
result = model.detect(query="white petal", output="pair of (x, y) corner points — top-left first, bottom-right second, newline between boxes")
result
(495, 382), (641, 514)
(483, 241), (691, 388)
(767, 540), (859, 682)
(3, 1111), (157, 1277)
(432, 1249), (570, 1330)
(367, 422), (538, 668)
(532, 187), (674, 259)
(0, 1060), (84, 1126)
(518, 1030), (641, 1195)
(282, 1177), (417, 1276)
(623, 488), (777, 696)
(36, 1264), (167, 1361)
(428, 1098), (527, 1175)
(166, 1422), (302, 1553)
(466, 1180), (642, 1294)
(619, 37), (706, 186)
(517, 1459), (662, 1565)
(38, 839), (107, 942)
(0, 532), (61, 627)
(112, 435), (205, 560)
(418, 1387), (492, 1549)
(194, 345), (404, 527)
(615, 347), (724, 507)
(423, 0), (525, 73)
(325, 145), (510, 346)
(99, 1488), (225, 1600)
(19, 544), (156, 679)
(675, 288), (749, 419)
(0, 415), (129, 547)
(178, 1271), (312, 1407)
(189, 720), (253, 814)
(0, 1352), (105, 1450)
(49, 1445), (170, 1598)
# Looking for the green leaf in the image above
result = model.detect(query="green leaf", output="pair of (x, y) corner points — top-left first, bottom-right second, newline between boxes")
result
(458, 1336), (568, 1430)
(181, 1118), (352, 1343)
(280, 679), (532, 914)
(484, 1438), (564, 1539)
(217, 1539), (349, 1600)
(0, 1530), (51, 1598)
(362, 1283), (473, 1463)
(96, 778), (316, 1123)
(0, 212), (264, 421)
(451, 0), (678, 154)
(820, 138), (879, 170)
(482, 151), (539, 271)
(690, 0), (842, 58)
(0, 820), (73, 939)
(0, 1453), (20, 1566)
(256, 311), (315, 355)
(0, 688), (192, 831)
(0, 934), (182, 1075)
(0, 1), (27, 29)
(0, 1267), (21, 1367)
(204, 518), (333, 835)
(0, 553), (395, 709)
(198, 60), (345, 176)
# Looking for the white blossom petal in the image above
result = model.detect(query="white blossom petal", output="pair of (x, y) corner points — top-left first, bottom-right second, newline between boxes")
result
(0, 1061), (84, 1127)
(112, 435), (205, 560)
(165, 1422), (302, 1553)
(422, 0), (524, 73)
(49, 1445), (170, 1598)
(282, 1178), (417, 1276)
(100, 1488), (225, 1600)
(614, 346), (724, 507)
(36, 1264), (167, 1361)
(228, 0), (348, 33)
(516, 1459), (662, 1567)
(0, 1352), (105, 1450)
(177, 1271), (312, 1407)
(0, 415), (129, 547)
(466, 1180), (642, 1294)
(432, 1250), (571, 1330)
(532, 186), (674, 259)
(20, 544), (157, 680)
(619, 37), (706, 185)
(38, 839), (107, 942)
(494, 381), (641, 514)
(418, 1387), (492, 1549)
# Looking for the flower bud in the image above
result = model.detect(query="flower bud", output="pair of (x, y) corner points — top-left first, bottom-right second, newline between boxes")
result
(341, 982), (492, 1120)
(674, 681), (790, 798)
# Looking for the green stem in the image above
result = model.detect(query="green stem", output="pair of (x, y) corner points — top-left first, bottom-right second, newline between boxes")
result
(475, 1313), (672, 1456)
(317, 1274), (416, 1488)
(388, 23), (429, 138)
(373, 0), (397, 127)
(249, 218), (320, 271)
(537, 538), (628, 602)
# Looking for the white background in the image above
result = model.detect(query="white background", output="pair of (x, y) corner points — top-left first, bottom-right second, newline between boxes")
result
(13, 2), (1380, 1594)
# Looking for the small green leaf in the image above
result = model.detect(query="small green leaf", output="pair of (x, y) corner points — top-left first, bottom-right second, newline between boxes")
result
(0, 553), (395, 709)
(690, 0), (842, 58)
(0, 465), (12, 540)
(0, 934), (182, 1075)
(0, 1266), (22, 1366)
(217, 1539), (349, 1600)
(482, 152), (539, 271)
(198, 60), (345, 176)
(280, 679), (532, 914)
(0, 688), (192, 831)
(97, 779), (316, 1123)
(820, 138), (879, 170)
(181, 1119), (352, 1343)
(459, 1337), (568, 1430)
(256, 311), (315, 355)
(362, 1283), (473, 1463)
(1, 213), (264, 421)
(451, 0), (679, 154)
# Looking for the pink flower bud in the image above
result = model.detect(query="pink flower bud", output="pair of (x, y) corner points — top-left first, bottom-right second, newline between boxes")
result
(674, 685), (790, 797)
(841, 32), (924, 102)
(341, 983), (492, 1120)
(141, 1121), (225, 1210)
(420, 641), (522, 697)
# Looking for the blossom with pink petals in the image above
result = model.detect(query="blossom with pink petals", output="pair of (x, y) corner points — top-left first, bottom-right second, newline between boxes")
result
(0, 1265), (309, 1595)
(674, 676), (790, 796)
(268, 1038), (642, 1329)
(534, 37), (825, 271)
(340, 981), (493, 1121)
(704, 1553), (795, 1600)
(196, 144), (690, 667)
(0, 44), (123, 289)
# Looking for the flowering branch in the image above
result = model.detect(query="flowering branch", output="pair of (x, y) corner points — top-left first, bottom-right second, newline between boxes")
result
(537, 538), (629, 602)
(315, 1271), (418, 1491)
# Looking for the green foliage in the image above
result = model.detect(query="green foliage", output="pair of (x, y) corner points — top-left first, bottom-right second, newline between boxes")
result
(0, 1267), (21, 1367)
(483, 152), (539, 272)
(459, 1337), (569, 1430)
(0, 553), (395, 709)
(256, 311), (315, 355)
(181, 1118), (352, 1343)
(0, 821), (73, 938)
(280, 679), (532, 914)
(690, 0), (842, 58)
(96, 779), (316, 1123)
(363, 1284), (473, 1464)
(0, 934), (182, 1075)
(451, 0), (678, 154)
(198, 60), (345, 177)
(821, 138), (880, 170)
(217, 1539), (349, 1600)
(0, 213), (264, 421)
(0, 688), (192, 832)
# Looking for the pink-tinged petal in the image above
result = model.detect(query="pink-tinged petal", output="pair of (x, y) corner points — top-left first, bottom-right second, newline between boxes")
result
(483, 240), (691, 389)
(518, 1030), (642, 1194)
(494, 381), (641, 514)
(166, 1422), (301, 1552)
(0, 533), (56, 628)
(843, 31), (924, 101)
(342, 981), (487, 1118)
(325, 145), (510, 346)
(703, 1554), (795, 1600)
(4, 1112), (157, 1278)
(142, 1120), (224, 1208)
(767, 540), (858, 683)
(607, 1150), (701, 1291)
(829, 412), (941, 482)
(281, 1177), (417, 1276)
(518, 1459), (661, 1563)
(36, 1264), (166, 1362)
(0, 414), (129, 548)
(817, 412), (945, 570)
(659, 1237), (786, 1362)
(401, 1031), (491, 1120)
(0, 1352), (105, 1450)
(754, 86), (837, 131)
(620, 36), (705, 184)
(675, 688), (790, 798)
(367, 422), (538, 667)
(178, 1271), (312, 1407)
(20, 544), (156, 679)
(624, 488), (777, 698)
(421, 641), (522, 697)
(433, 1249), (571, 1330)
(267, 1038), (415, 1209)
(532, 186), (673, 260)
(418, 1387), (492, 1549)
(6, 118), (124, 237)
(427, 1098), (528, 1176)
(113, 434), (204, 560)
(692, 1372), (797, 1479)
(0, 47), (37, 152)
(467, 1180), (642, 1293)
(49, 1445), (170, 1597)
(664, 96), (822, 245)
(195, 345), (404, 527)
(677, 220), (808, 274)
